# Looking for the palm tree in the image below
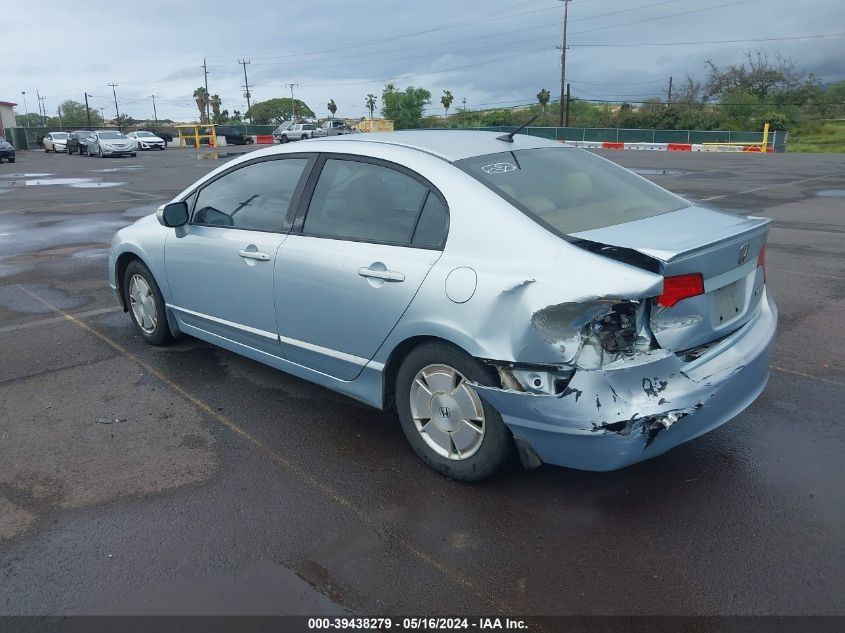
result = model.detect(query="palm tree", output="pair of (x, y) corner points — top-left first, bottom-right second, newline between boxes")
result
(537, 88), (551, 116)
(193, 87), (209, 123)
(210, 94), (222, 123)
(441, 90), (454, 119)
(327, 99), (337, 119)
(365, 94), (377, 119)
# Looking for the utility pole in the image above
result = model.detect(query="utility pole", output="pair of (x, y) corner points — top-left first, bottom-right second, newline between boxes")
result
(565, 83), (571, 127)
(99, 108), (106, 126)
(286, 83), (299, 122)
(239, 59), (252, 118)
(462, 97), (466, 111)
(57, 106), (63, 129)
(37, 90), (47, 126)
(557, 0), (570, 127)
(84, 92), (92, 128)
(202, 58), (210, 124)
(152, 95), (158, 125)
(667, 76), (673, 105)
(108, 83), (120, 120)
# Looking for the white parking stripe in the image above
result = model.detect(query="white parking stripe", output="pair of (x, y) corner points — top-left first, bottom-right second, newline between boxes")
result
(0, 306), (121, 334)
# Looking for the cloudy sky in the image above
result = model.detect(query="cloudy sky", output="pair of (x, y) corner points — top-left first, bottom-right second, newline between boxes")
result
(5, 0), (844, 122)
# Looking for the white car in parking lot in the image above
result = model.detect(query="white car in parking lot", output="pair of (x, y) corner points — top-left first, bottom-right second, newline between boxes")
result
(43, 132), (69, 152)
(126, 131), (166, 151)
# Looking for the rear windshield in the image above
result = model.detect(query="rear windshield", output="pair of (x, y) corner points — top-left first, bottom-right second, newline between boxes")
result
(455, 148), (687, 234)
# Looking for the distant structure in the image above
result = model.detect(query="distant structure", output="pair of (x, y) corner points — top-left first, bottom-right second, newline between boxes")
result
(0, 100), (18, 137)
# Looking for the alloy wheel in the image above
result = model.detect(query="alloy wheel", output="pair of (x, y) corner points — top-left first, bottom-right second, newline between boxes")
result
(409, 364), (486, 460)
(128, 274), (157, 334)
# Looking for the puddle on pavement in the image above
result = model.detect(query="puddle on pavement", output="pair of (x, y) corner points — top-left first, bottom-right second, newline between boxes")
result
(90, 166), (145, 173)
(0, 177), (126, 188)
(632, 168), (690, 176)
(815, 190), (845, 197)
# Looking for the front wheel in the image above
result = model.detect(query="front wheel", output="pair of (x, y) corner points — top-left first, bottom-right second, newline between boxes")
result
(395, 343), (512, 481)
(130, 153), (136, 157)
(8, 158), (14, 163)
(123, 260), (174, 346)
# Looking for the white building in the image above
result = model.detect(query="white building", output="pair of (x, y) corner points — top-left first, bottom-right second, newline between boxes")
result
(0, 100), (17, 137)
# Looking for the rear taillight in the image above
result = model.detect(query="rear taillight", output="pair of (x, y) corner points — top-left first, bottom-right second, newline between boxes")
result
(657, 273), (705, 308)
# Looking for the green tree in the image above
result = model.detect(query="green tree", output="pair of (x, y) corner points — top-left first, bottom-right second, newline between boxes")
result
(44, 100), (103, 128)
(246, 98), (315, 124)
(327, 99), (337, 118)
(537, 88), (551, 115)
(15, 113), (43, 127)
(381, 85), (431, 129)
(193, 87), (209, 123)
(440, 90), (453, 118)
(365, 94), (377, 119)
(210, 94), (223, 123)
(114, 113), (135, 127)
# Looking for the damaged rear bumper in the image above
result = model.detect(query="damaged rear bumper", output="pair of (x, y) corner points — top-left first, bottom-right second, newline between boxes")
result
(474, 288), (777, 471)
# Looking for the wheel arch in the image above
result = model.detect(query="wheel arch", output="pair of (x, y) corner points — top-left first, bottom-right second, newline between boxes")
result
(381, 334), (495, 412)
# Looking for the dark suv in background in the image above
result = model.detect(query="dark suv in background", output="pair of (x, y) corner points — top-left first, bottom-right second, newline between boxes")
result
(67, 131), (93, 155)
(202, 126), (254, 146)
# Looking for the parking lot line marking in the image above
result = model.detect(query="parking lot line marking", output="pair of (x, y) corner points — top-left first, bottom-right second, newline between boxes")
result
(772, 365), (844, 387)
(114, 189), (165, 199)
(699, 174), (839, 201)
(0, 306), (121, 334)
(15, 284), (511, 616)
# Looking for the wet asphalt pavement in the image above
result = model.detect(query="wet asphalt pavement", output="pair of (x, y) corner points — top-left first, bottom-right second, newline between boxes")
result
(1, 145), (843, 617)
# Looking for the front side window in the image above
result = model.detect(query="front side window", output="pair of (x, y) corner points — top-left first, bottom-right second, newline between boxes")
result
(456, 148), (687, 234)
(192, 158), (308, 232)
(303, 159), (428, 244)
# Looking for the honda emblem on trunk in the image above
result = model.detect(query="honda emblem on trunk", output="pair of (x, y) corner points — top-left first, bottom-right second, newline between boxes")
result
(440, 406), (450, 418)
(738, 243), (750, 265)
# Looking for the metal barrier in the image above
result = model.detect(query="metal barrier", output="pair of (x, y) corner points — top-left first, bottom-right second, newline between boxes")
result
(438, 126), (788, 152)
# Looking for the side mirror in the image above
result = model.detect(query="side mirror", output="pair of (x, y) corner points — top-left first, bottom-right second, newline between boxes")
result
(157, 201), (189, 227)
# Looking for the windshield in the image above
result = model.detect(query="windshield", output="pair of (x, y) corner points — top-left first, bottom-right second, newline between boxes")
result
(73, 131), (92, 137)
(98, 131), (126, 139)
(455, 148), (688, 234)
(136, 131), (155, 137)
(53, 133), (69, 139)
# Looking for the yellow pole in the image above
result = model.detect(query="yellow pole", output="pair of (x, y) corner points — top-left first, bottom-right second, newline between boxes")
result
(194, 125), (200, 150)
(761, 122), (769, 152)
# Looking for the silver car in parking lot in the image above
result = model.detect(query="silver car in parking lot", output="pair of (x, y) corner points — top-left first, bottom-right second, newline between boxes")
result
(109, 131), (776, 481)
(88, 130), (137, 157)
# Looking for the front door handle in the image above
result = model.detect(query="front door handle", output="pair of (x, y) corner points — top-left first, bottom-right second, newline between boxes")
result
(358, 267), (405, 282)
(238, 249), (271, 261)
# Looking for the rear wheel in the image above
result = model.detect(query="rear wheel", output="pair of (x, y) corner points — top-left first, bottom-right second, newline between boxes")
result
(123, 260), (174, 346)
(395, 342), (512, 481)
(8, 158), (14, 163)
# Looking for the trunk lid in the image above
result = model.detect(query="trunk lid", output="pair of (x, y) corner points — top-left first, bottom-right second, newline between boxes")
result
(571, 205), (769, 352)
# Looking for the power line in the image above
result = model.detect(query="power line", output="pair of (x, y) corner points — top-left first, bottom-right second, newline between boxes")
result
(571, 32), (845, 47)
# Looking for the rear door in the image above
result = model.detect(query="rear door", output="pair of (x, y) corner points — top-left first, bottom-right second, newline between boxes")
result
(274, 155), (449, 380)
(164, 155), (312, 355)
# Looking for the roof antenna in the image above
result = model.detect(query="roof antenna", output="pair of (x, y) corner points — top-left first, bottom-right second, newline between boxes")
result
(496, 113), (540, 143)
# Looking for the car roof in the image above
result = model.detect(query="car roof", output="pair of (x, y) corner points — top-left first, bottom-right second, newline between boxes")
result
(317, 130), (568, 162)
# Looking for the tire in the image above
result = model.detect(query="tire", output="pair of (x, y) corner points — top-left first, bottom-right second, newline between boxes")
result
(8, 158), (14, 163)
(98, 146), (104, 158)
(123, 260), (174, 346)
(131, 153), (136, 157)
(301, 135), (307, 141)
(280, 135), (288, 144)
(395, 342), (512, 481)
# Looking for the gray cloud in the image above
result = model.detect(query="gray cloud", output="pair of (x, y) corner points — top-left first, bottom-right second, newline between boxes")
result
(4, 0), (843, 121)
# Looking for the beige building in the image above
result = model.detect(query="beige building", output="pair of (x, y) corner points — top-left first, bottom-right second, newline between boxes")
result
(0, 100), (17, 137)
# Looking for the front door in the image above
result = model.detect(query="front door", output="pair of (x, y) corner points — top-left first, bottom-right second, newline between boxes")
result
(275, 156), (450, 380)
(165, 156), (311, 355)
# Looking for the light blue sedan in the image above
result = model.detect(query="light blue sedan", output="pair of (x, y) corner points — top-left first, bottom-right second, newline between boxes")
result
(109, 131), (776, 480)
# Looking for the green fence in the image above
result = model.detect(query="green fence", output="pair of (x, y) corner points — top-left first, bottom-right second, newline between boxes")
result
(434, 126), (788, 152)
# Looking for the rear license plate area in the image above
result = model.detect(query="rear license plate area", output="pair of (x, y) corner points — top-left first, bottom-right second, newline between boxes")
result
(713, 280), (743, 324)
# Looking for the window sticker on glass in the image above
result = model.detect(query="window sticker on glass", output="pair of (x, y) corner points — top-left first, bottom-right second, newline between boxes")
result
(481, 162), (517, 175)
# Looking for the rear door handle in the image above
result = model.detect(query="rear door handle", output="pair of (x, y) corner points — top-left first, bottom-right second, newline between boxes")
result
(358, 267), (405, 282)
(238, 249), (271, 261)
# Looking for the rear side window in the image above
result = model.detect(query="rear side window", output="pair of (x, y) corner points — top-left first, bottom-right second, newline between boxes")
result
(193, 158), (307, 231)
(456, 148), (687, 234)
(303, 159), (429, 244)
(412, 194), (449, 248)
